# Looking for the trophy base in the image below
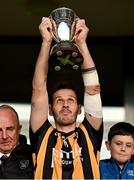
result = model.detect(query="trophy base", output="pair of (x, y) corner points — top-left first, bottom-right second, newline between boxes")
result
(49, 41), (83, 72)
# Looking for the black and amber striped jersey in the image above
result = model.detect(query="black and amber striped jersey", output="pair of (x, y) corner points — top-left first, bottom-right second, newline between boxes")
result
(30, 118), (103, 179)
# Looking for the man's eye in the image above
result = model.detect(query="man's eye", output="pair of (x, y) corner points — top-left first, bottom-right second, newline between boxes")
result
(57, 99), (63, 103)
(126, 144), (133, 148)
(7, 127), (14, 131)
(68, 99), (74, 103)
(115, 142), (122, 146)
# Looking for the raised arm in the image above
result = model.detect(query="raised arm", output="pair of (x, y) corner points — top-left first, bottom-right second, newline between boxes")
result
(30, 17), (53, 132)
(74, 19), (103, 130)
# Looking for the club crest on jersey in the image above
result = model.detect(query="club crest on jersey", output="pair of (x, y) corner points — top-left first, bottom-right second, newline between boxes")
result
(19, 160), (29, 169)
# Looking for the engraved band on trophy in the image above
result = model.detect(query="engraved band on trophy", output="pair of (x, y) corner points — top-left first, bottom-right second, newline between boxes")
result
(49, 7), (83, 72)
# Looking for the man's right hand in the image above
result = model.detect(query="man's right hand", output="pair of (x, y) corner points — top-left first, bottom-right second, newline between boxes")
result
(39, 17), (53, 44)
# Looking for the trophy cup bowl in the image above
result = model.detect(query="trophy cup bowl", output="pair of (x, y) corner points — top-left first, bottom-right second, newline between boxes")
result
(49, 7), (83, 72)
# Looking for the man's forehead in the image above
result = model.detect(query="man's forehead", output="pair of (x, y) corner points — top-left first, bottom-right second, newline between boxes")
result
(0, 110), (18, 125)
(112, 135), (134, 142)
(53, 89), (76, 97)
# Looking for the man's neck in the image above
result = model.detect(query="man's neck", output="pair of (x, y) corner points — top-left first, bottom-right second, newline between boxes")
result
(55, 124), (76, 133)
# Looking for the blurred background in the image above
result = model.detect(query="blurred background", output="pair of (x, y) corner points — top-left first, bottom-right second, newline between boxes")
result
(0, 0), (134, 158)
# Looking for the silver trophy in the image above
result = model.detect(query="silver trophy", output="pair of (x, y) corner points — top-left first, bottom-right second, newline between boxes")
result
(49, 7), (83, 72)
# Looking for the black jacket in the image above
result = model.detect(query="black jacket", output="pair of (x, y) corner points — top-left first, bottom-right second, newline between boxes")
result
(0, 134), (34, 179)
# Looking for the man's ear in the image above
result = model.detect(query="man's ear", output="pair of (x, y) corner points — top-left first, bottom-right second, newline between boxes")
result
(49, 105), (53, 116)
(78, 105), (81, 114)
(19, 124), (22, 130)
(105, 140), (111, 151)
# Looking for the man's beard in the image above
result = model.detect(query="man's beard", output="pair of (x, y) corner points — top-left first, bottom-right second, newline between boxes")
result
(53, 110), (78, 126)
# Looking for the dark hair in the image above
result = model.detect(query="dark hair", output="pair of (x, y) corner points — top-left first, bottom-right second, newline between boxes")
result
(108, 122), (134, 142)
(48, 81), (81, 105)
(0, 104), (19, 125)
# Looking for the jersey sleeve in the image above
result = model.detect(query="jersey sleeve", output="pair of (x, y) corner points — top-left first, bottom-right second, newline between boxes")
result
(81, 118), (103, 151)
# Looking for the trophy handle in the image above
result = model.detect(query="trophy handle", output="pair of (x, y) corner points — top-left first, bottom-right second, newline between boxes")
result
(49, 17), (60, 42)
(71, 17), (80, 42)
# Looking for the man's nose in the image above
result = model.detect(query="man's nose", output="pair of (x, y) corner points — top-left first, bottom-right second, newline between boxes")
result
(121, 144), (126, 151)
(2, 130), (8, 139)
(63, 100), (69, 107)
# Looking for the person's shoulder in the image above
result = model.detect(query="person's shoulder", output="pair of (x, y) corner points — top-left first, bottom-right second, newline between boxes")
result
(100, 158), (111, 164)
(20, 143), (33, 157)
